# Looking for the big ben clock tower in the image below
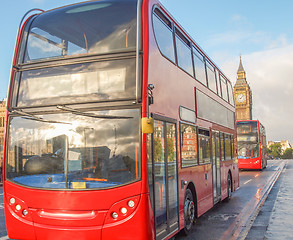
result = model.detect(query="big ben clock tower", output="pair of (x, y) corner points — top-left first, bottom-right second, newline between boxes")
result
(233, 57), (252, 120)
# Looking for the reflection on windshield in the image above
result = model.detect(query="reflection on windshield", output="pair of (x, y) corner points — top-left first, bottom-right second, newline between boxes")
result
(16, 58), (136, 107)
(6, 108), (140, 189)
(22, 0), (137, 62)
(238, 142), (259, 159)
(237, 121), (258, 135)
(237, 122), (259, 159)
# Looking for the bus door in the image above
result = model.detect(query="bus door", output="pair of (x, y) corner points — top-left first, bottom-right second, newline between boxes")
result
(149, 116), (179, 240)
(212, 131), (221, 203)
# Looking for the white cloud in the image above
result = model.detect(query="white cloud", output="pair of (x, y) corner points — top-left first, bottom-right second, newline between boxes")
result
(220, 44), (293, 143)
(267, 34), (288, 49)
(230, 14), (248, 25)
(231, 14), (243, 22)
(206, 30), (249, 47)
(206, 30), (290, 59)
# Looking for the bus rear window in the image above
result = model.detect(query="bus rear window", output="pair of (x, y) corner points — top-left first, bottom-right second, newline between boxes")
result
(21, 0), (137, 63)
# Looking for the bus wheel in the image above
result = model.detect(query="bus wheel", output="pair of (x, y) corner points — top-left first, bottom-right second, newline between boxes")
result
(183, 189), (195, 235)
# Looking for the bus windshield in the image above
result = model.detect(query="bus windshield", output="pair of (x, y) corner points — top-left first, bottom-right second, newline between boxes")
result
(21, 0), (137, 62)
(6, 108), (140, 190)
(14, 0), (138, 107)
(237, 121), (259, 159)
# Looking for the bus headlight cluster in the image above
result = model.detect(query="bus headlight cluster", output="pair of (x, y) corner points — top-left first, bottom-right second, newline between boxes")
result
(15, 204), (21, 211)
(111, 206), (130, 220)
(106, 196), (140, 223)
(112, 212), (119, 219)
(128, 200), (135, 208)
(23, 209), (28, 216)
(111, 205), (131, 220)
(120, 207), (127, 214)
(9, 196), (29, 217)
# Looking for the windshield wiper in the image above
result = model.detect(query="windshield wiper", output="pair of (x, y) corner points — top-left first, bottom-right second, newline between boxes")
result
(10, 109), (71, 124)
(57, 105), (132, 119)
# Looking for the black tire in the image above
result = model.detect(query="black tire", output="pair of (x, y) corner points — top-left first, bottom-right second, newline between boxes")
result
(225, 173), (232, 202)
(182, 189), (195, 235)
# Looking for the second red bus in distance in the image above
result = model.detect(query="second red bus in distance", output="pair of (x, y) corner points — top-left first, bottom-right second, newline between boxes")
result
(237, 120), (267, 170)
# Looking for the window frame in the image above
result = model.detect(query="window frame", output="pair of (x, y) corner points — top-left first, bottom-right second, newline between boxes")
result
(220, 132), (225, 161)
(198, 128), (211, 165)
(227, 81), (235, 106)
(215, 69), (221, 97)
(225, 134), (233, 161)
(180, 122), (198, 168)
(205, 60), (218, 94)
(152, 7), (176, 64)
(152, 6), (235, 106)
(220, 74), (228, 102)
(20, 1), (138, 64)
(220, 133), (233, 161)
(174, 28), (193, 77)
(192, 46), (207, 86)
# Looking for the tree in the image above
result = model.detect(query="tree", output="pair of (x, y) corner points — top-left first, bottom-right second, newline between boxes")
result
(267, 143), (282, 159)
(167, 137), (175, 162)
(281, 148), (293, 159)
(154, 137), (163, 162)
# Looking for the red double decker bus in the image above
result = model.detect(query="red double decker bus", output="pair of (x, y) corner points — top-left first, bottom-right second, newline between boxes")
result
(237, 120), (267, 170)
(3, 0), (239, 239)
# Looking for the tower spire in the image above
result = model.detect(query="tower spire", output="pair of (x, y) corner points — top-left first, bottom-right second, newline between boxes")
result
(238, 55), (244, 72)
(237, 56), (246, 80)
(234, 55), (252, 120)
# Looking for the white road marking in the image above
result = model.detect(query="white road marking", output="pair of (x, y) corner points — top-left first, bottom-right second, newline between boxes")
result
(243, 179), (252, 185)
(0, 236), (9, 240)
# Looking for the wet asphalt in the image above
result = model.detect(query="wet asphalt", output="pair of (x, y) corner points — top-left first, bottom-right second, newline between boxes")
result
(247, 160), (293, 240)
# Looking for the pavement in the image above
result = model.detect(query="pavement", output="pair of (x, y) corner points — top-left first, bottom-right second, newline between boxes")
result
(246, 160), (293, 240)
(0, 185), (6, 238)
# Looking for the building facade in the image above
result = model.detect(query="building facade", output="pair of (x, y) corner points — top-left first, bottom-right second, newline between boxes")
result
(234, 57), (252, 121)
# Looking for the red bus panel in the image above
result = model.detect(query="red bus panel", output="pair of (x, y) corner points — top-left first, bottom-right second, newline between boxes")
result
(3, 0), (239, 239)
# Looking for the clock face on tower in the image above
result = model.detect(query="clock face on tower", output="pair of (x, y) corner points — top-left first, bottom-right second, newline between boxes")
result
(236, 93), (246, 103)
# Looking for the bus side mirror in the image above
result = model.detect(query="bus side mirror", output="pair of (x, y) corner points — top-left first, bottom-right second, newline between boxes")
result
(142, 117), (153, 134)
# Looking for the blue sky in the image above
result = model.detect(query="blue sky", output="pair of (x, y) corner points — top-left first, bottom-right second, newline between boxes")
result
(0, 0), (293, 143)
(160, 0), (293, 143)
(161, 0), (293, 60)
